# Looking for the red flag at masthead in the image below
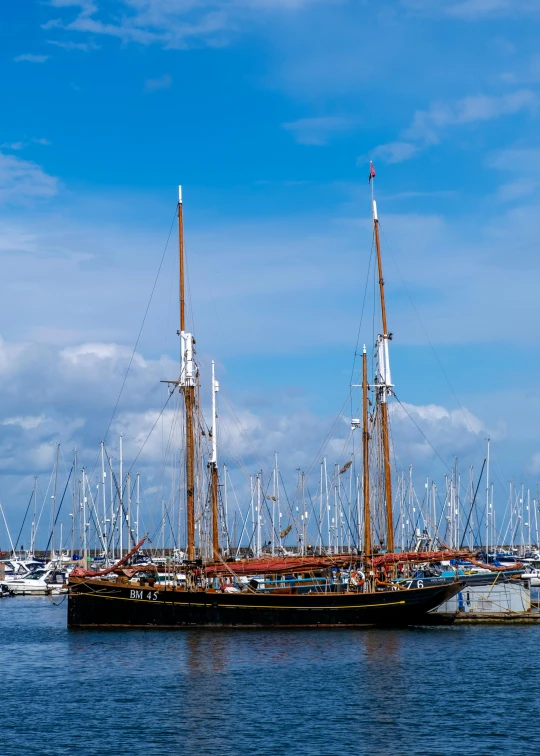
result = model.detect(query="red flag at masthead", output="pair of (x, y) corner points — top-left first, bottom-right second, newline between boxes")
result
(369, 162), (376, 182)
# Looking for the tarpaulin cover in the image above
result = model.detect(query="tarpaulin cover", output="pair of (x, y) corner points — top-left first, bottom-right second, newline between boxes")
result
(204, 557), (346, 577)
(70, 536), (148, 577)
(371, 550), (472, 568)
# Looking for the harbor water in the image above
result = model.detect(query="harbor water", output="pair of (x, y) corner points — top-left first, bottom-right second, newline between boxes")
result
(1, 597), (539, 756)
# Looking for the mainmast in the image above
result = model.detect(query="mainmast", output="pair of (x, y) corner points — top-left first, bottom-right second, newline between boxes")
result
(209, 360), (220, 561)
(362, 345), (371, 558)
(371, 165), (394, 552)
(178, 186), (196, 560)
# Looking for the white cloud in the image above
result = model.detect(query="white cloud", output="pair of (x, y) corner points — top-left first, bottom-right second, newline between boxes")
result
(216, 404), (347, 473)
(60, 342), (148, 368)
(48, 0), (98, 11)
(0, 152), (58, 204)
(47, 39), (97, 51)
(487, 148), (540, 200)
(403, 0), (539, 18)
(282, 116), (356, 146)
(1, 138), (51, 151)
(0, 326), (517, 545)
(370, 141), (419, 164)
(144, 73), (172, 92)
(0, 335), (180, 493)
(371, 90), (538, 164)
(447, 0), (521, 16)
(390, 401), (504, 468)
(2, 415), (46, 430)
(495, 178), (537, 202)
(0, 331), (351, 533)
(0, 336), (34, 376)
(1, 142), (25, 151)
(528, 452), (540, 475)
(242, 0), (330, 7)
(487, 146), (540, 174)
(404, 90), (537, 145)
(14, 54), (49, 63)
(43, 0), (331, 49)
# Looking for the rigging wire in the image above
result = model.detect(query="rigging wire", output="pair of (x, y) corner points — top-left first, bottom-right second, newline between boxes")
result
(13, 488), (35, 553)
(379, 225), (507, 493)
(127, 390), (175, 475)
(393, 393), (463, 477)
(392, 392), (483, 535)
(349, 242), (374, 388)
(44, 464), (74, 555)
(101, 205), (178, 449)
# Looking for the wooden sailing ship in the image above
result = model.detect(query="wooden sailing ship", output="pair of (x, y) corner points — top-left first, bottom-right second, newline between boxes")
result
(67, 172), (464, 628)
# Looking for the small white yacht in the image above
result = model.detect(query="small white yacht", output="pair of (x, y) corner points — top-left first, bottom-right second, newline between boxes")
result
(1, 568), (67, 595)
(0, 559), (43, 582)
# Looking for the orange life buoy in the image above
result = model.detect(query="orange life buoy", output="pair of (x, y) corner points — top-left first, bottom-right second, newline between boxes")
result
(350, 570), (365, 587)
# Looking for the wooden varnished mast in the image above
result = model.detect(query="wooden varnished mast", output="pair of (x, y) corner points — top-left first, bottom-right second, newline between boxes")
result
(210, 360), (219, 561)
(362, 346), (371, 559)
(211, 465), (219, 560)
(178, 188), (196, 560)
(371, 171), (394, 553)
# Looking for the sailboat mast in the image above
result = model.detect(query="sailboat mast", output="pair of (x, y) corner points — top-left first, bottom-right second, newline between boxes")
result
(31, 476), (37, 555)
(371, 175), (394, 552)
(101, 441), (107, 562)
(51, 443), (60, 558)
(362, 346), (371, 558)
(179, 186), (186, 332)
(178, 186), (196, 560)
(210, 360), (219, 561)
(119, 434), (123, 558)
(136, 473), (140, 544)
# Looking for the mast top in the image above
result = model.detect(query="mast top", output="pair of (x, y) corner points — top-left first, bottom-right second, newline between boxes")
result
(178, 185), (183, 204)
(362, 344), (366, 354)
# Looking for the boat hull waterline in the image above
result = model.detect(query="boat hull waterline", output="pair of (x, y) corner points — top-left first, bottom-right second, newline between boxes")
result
(68, 579), (464, 628)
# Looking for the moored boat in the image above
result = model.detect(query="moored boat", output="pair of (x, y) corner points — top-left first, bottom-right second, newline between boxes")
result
(68, 573), (462, 628)
(68, 171), (464, 628)
(3, 567), (68, 596)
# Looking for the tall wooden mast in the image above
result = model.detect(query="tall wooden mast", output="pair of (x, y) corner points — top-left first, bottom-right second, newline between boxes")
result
(372, 173), (394, 553)
(210, 360), (220, 561)
(178, 187), (196, 560)
(362, 346), (371, 558)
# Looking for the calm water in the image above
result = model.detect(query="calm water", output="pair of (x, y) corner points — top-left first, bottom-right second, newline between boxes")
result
(1, 597), (539, 756)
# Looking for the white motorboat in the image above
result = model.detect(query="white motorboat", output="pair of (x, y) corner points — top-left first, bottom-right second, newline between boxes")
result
(1, 568), (67, 595)
(0, 559), (44, 582)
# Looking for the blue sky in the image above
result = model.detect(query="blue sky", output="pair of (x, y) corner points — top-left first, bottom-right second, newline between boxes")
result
(1, 0), (540, 543)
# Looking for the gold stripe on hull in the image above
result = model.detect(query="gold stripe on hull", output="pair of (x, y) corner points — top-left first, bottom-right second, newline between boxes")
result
(72, 591), (406, 610)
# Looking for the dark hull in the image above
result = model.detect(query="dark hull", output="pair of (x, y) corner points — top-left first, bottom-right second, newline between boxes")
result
(67, 578), (464, 628)
(459, 572), (523, 586)
(396, 574), (522, 588)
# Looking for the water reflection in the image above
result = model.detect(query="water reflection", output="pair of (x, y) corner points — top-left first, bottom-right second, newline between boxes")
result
(2, 601), (540, 755)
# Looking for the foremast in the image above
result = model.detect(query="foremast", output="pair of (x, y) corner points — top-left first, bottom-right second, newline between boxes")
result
(362, 345), (371, 560)
(209, 360), (220, 561)
(371, 165), (394, 553)
(178, 186), (196, 560)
